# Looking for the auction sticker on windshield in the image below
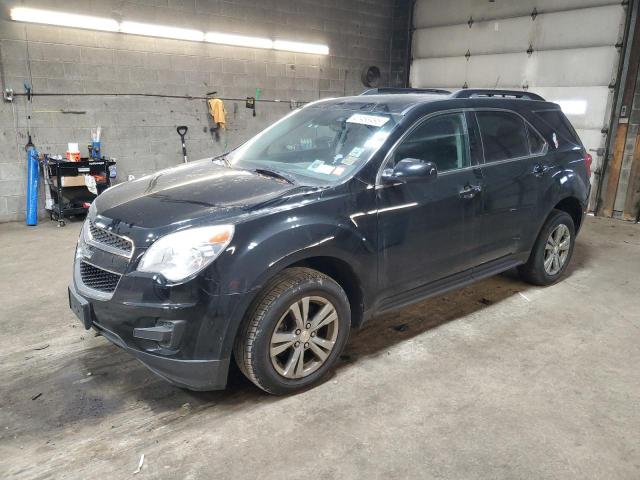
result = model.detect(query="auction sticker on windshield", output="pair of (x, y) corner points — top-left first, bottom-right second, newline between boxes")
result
(308, 160), (335, 175)
(346, 114), (390, 128)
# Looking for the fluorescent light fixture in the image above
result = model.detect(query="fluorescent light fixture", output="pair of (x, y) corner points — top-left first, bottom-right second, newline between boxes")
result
(10, 7), (119, 32)
(9, 7), (329, 55)
(552, 99), (588, 116)
(205, 32), (273, 49)
(121, 21), (204, 42)
(273, 40), (329, 55)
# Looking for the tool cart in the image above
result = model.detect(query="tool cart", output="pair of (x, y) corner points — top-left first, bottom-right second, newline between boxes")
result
(44, 157), (115, 226)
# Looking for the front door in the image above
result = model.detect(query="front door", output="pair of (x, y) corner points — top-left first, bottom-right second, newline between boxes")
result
(377, 111), (483, 301)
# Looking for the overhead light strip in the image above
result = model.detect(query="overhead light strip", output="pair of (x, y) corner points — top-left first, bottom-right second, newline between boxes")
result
(10, 7), (119, 32)
(204, 32), (273, 50)
(120, 21), (205, 42)
(10, 7), (329, 55)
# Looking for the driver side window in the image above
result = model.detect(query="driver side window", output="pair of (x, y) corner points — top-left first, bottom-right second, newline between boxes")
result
(393, 112), (470, 173)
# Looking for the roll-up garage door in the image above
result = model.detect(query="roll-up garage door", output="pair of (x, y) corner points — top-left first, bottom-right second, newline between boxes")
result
(410, 0), (627, 208)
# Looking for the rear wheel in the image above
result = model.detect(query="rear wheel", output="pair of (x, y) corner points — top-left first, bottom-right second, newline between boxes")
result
(518, 209), (576, 286)
(234, 267), (350, 395)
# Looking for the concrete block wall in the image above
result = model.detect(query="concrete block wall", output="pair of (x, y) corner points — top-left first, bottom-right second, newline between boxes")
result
(0, 0), (397, 222)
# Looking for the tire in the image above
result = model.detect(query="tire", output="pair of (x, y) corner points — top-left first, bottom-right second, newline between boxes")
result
(234, 267), (351, 395)
(518, 209), (576, 286)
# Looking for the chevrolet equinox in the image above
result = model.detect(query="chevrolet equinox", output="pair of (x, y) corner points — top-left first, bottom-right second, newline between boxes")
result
(69, 88), (591, 394)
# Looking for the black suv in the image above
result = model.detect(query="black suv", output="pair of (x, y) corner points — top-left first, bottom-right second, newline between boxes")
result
(69, 88), (591, 394)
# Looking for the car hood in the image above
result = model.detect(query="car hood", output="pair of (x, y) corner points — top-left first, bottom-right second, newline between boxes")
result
(94, 159), (302, 229)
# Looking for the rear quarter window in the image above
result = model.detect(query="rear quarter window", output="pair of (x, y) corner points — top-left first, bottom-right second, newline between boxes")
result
(533, 109), (582, 148)
(527, 125), (547, 155)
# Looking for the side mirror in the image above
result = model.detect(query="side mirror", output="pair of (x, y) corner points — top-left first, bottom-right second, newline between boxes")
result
(382, 158), (438, 183)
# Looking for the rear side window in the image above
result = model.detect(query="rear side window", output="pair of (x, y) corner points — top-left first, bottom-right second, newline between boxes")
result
(533, 110), (581, 148)
(476, 111), (529, 162)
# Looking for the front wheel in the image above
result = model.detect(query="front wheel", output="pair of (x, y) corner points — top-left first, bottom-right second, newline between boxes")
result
(234, 267), (351, 395)
(518, 209), (576, 286)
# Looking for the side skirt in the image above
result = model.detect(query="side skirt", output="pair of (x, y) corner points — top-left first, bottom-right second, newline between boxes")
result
(366, 254), (527, 320)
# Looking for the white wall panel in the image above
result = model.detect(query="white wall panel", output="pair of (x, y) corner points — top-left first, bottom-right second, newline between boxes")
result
(576, 129), (607, 155)
(411, 47), (617, 89)
(525, 47), (618, 87)
(413, 5), (623, 59)
(532, 86), (611, 130)
(430, 86), (611, 131)
(413, 19), (532, 58)
(414, 0), (620, 28)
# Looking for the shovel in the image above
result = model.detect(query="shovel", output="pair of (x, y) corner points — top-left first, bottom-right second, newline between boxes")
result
(177, 126), (188, 163)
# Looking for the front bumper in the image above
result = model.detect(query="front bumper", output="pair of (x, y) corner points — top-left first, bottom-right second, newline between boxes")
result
(92, 317), (230, 391)
(68, 281), (246, 391)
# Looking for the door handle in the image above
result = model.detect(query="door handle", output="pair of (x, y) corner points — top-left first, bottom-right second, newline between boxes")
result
(459, 184), (482, 200)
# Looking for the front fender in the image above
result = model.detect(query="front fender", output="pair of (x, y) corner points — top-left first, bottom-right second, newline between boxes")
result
(209, 189), (378, 360)
(229, 214), (376, 296)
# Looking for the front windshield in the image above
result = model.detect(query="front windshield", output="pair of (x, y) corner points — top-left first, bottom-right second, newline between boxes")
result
(228, 105), (400, 186)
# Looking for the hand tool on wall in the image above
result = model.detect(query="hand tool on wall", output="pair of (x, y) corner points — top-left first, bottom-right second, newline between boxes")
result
(246, 97), (256, 117)
(23, 81), (34, 150)
(177, 126), (189, 163)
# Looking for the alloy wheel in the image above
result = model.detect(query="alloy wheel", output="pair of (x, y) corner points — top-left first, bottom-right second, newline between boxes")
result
(269, 296), (339, 379)
(544, 223), (571, 276)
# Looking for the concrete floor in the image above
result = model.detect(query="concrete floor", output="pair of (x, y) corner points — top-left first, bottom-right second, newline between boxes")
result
(0, 216), (639, 479)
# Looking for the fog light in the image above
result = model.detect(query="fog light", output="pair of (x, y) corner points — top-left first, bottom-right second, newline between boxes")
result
(134, 320), (185, 350)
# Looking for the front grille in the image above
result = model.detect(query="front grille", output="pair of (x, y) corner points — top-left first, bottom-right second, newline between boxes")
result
(80, 261), (121, 293)
(88, 221), (133, 255)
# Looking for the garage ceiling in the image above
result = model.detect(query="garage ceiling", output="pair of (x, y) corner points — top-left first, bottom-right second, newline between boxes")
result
(410, 0), (627, 208)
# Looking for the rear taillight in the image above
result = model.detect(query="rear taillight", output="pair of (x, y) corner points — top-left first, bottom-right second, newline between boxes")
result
(584, 152), (592, 178)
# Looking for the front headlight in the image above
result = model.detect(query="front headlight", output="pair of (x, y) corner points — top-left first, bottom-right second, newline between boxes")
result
(137, 225), (234, 282)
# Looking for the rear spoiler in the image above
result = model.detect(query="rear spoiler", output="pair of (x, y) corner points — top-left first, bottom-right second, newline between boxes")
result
(450, 89), (545, 101)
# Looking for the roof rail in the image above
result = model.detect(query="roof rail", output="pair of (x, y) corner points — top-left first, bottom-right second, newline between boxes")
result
(450, 89), (545, 101)
(361, 87), (451, 96)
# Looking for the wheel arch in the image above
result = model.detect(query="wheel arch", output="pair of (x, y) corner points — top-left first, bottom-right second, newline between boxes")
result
(287, 256), (365, 328)
(553, 196), (584, 232)
(524, 194), (584, 263)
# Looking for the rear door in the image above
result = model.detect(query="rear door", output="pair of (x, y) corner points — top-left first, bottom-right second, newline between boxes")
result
(472, 109), (549, 264)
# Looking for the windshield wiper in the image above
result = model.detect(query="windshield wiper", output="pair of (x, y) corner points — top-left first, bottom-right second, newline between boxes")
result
(254, 168), (296, 185)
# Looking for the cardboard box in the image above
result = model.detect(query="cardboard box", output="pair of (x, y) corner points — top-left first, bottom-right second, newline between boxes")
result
(52, 175), (88, 187)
